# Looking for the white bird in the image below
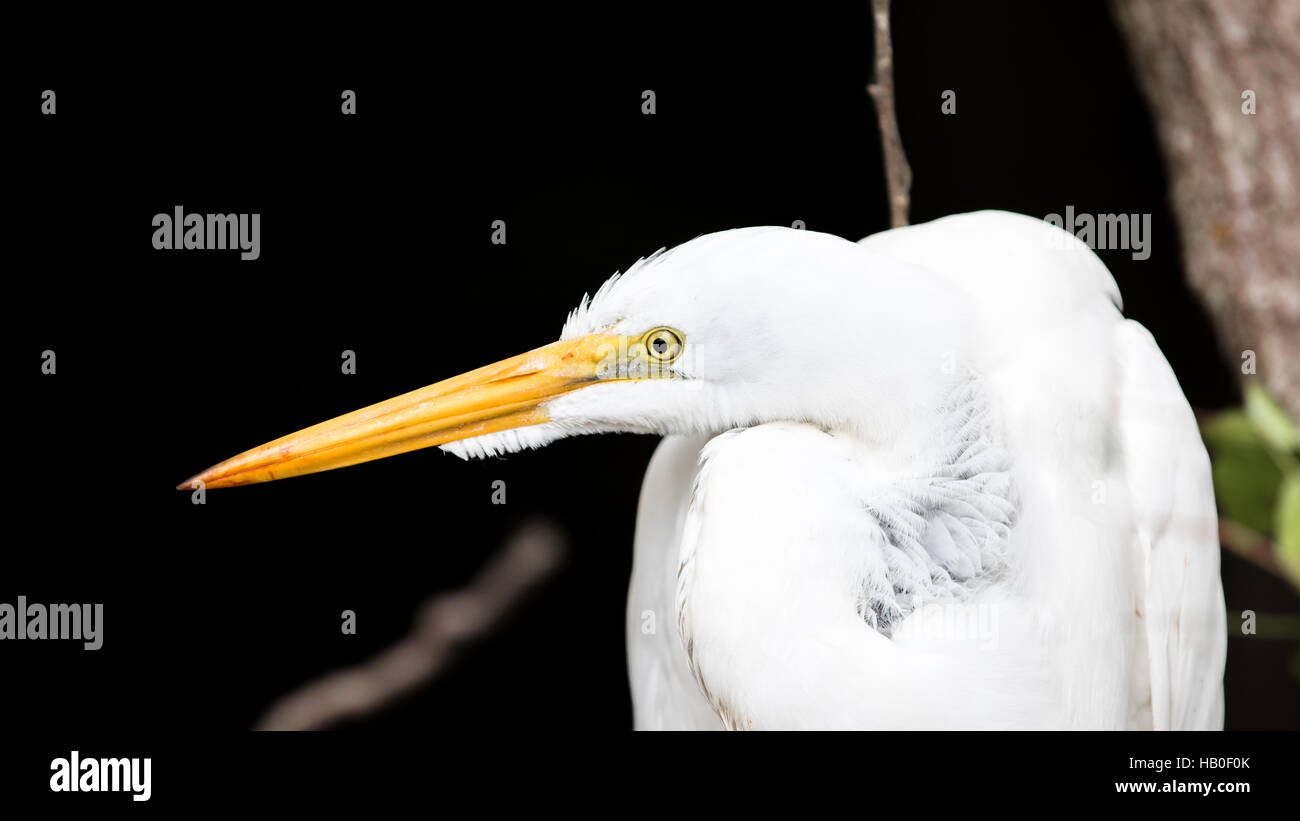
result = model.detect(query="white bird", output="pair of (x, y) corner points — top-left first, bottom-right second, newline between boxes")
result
(182, 210), (1227, 730)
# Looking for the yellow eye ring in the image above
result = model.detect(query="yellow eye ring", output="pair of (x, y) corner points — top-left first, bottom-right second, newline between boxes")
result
(641, 327), (684, 364)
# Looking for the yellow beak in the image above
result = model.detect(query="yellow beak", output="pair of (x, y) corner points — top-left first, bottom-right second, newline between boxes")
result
(179, 334), (620, 489)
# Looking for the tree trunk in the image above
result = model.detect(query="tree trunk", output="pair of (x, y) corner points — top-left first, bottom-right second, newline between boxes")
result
(1113, 0), (1300, 418)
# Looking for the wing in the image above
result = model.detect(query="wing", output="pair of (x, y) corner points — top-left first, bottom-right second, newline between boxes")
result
(1114, 319), (1226, 729)
(626, 433), (725, 730)
(862, 211), (1227, 729)
(674, 423), (1066, 730)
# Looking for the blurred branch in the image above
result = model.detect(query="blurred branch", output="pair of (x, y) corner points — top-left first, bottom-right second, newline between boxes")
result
(1113, 0), (1300, 419)
(255, 520), (567, 731)
(867, 0), (912, 227)
(1219, 516), (1300, 587)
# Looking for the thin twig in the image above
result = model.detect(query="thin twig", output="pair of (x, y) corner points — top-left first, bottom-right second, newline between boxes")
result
(866, 0), (912, 228)
(255, 520), (568, 731)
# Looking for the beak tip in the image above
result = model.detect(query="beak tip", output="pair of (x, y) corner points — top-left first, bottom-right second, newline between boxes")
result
(177, 472), (208, 491)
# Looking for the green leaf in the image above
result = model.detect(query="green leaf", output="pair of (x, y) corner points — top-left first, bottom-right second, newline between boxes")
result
(1245, 382), (1300, 455)
(1202, 410), (1285, 533)
(1277, 472), (1300, 583)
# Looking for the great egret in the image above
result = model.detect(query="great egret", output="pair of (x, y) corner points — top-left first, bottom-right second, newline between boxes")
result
(181, 211), (1226, 730)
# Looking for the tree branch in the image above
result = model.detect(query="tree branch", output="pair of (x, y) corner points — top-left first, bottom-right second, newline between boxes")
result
(1219, 516), (1300, 588)
(867, 0), (912, 228)
(255, 520), (568, 731)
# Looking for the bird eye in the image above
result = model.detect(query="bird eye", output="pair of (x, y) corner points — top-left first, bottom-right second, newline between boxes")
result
(642, 327), (684, 364)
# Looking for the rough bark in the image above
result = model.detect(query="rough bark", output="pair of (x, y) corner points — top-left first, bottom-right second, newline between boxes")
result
(1113, 0), (1300, 419)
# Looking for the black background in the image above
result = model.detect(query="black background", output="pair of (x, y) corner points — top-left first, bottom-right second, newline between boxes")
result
(5, 0), (1296, 785)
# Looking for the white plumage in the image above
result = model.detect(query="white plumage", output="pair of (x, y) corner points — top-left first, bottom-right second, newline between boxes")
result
(589, 211), (1224, 729)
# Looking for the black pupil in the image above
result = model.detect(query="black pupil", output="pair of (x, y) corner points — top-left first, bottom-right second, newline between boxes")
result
(652, 337), (668, 354)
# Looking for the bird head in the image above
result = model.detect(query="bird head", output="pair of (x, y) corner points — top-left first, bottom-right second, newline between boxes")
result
(180, 227), (965, 489)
